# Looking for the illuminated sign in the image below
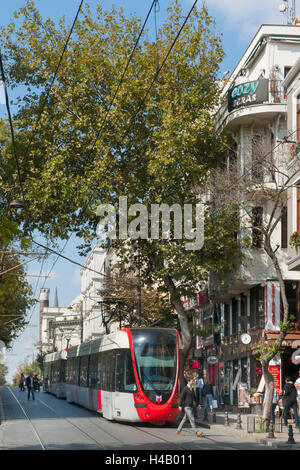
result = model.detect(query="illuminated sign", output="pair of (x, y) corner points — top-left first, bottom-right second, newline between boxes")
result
(190, 360), (201, 369)
(228, 78), (269, 112)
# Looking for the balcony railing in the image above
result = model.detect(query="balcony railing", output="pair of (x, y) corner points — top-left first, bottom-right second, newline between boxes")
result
(216, 79), (286, 130)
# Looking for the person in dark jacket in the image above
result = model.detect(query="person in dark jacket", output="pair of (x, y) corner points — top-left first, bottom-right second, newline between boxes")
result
(26, 373), (35, 401)
(203, 378), (214, 412)
(176, 377), (203, 437)
(279, 377), (299, 428)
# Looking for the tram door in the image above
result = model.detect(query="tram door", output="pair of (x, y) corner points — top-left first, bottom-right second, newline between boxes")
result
(114, 353), (122, 415)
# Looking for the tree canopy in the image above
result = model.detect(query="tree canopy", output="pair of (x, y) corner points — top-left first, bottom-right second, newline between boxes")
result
(0, 1), (242, 357)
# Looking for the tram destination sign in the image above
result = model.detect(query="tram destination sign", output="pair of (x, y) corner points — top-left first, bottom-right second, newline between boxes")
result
(228, 78), (269, 112)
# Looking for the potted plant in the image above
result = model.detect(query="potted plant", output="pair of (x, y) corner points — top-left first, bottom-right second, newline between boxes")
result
(290, 143), (300, 159)
(289, 230), (300, 249)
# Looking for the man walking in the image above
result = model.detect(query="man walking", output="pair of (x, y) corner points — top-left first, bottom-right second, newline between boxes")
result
(279, 376), (299, 428)
(26, 373), (35, 401)
(176, 376), (203, 437)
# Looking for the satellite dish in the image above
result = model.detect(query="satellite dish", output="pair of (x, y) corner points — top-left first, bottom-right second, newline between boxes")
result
(279, 3), (287, 12)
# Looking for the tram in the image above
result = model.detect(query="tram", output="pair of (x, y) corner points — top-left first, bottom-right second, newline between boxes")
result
(43, 349), (67, 398)
(45, 328), (182, 424)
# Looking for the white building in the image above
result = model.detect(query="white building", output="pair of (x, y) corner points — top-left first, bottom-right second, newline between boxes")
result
(196, 22), (300, 406)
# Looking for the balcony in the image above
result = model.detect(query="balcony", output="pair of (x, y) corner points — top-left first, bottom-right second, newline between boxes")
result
(216, 79), (286, 132)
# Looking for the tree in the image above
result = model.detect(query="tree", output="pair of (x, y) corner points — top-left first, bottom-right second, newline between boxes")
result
(0, 1), (241, 360)
(0, 119), (36, 347)
(0, 362), (8, 385)
(12, 356), (40, 385)
(209, 133), (300, 429)
(98, 263), (175, 329)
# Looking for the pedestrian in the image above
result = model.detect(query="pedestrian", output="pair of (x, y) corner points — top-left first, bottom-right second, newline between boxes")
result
(26, 373), (35, 401)
(195, 373), (204, 406)
(176, 377), (203, 437)
(203, 378), (214, 412)
(19, 373), (25, 392)
(279, 376), (299, 428)
(34, 374), (40, 392)
(294, 370), (300, 415)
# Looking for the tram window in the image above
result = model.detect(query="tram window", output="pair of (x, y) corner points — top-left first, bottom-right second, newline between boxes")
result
(66, 357), (79, 385)
(124, 350), (137, 392)
(115, 353), (123, 392)
(89, 353), (98, 389)
(60, 361), (66, 382)
(79, 356), (89, 387)
(99, 351), (115, 391)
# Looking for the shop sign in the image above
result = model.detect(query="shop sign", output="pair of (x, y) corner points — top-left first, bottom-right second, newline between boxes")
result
(190, 359), (201, 369)
(207, 355), (218, 365)
(269, 365), (281, 391)
(228, 78), (269, 112)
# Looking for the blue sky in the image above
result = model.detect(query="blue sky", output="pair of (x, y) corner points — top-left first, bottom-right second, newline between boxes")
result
(0, 0), (293, 381)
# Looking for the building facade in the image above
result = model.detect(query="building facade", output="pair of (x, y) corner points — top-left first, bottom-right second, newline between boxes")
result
(193, 23), (300, 406)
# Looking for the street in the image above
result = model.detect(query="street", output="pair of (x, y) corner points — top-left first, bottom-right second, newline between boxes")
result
(0, 386), (277, 453)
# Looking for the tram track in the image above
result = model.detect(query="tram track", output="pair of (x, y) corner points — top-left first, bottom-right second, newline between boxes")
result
(3, 387), (264, 450)
(6, 386), (46, 450)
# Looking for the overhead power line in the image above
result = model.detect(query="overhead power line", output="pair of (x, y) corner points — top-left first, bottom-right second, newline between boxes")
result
(89, 0), (159, 153)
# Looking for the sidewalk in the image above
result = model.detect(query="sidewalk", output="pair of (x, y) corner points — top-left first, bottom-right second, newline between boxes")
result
(195, 407), (300, 449)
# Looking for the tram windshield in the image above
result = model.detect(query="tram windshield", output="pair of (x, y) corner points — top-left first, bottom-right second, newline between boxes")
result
(131, 329), (177, 392)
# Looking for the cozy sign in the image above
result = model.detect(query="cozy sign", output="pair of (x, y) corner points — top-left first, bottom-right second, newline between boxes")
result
(228, 78), (269, 112)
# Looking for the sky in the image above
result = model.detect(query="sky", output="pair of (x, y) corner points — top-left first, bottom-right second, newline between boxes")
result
(0, 0), (295, 382)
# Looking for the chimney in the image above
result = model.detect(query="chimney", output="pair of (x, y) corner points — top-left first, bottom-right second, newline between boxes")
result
(40, 288), (50, 342)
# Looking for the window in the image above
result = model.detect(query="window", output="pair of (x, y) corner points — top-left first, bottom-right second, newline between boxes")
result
(252, 207), (263, 248)
(99, 351), (115, 391)
(281, 206), (287, 248)
(66, 357), (79, 385)
(79, 356), (89, 387)
(297, 187), (300, 232)
(115, 350), (137, 392)
(252, 134), (264, 181)
(250, 285), (265, 328)
(232, 298), (238, 334)
(89, 353), (98, 389)
(297, 94), (300, 142)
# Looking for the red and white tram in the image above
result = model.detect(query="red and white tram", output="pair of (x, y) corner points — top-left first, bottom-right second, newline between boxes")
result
(63, 327), (181, 424)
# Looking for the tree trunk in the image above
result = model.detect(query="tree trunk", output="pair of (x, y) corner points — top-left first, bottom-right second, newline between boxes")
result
(261, 358), (274, 431)
(163, 274), (192, 360)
